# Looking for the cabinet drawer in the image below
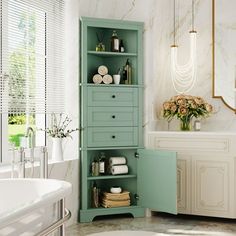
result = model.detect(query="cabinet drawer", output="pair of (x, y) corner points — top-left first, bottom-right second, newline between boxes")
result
(88, 107), (138, 126)
(87, 127), (138, 147)
(87, 87), (138, 107)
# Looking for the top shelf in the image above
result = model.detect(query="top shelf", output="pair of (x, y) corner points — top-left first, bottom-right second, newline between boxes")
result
(87, 51), (137, 57)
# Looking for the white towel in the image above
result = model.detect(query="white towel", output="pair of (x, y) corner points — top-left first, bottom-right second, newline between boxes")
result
(111, 165), (128, 175)
(109, 157), (126, 166)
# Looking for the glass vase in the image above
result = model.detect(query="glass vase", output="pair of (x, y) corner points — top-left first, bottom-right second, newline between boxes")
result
(180, 118), (192, 131)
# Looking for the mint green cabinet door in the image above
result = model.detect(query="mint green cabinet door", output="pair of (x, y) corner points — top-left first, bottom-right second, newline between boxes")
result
(137, 149), (177, 214)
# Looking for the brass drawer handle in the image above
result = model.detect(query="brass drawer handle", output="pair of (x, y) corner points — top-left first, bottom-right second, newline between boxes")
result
(112, 95), (116, 98)
(112, 115), (116, 119)
(112, 135), (116, 139)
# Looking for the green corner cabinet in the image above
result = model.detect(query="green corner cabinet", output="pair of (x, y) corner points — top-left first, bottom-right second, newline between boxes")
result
(79, 17), (177, 223)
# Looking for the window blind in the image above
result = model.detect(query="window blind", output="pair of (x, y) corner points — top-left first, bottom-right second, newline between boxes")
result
(0, 0), (65, 114)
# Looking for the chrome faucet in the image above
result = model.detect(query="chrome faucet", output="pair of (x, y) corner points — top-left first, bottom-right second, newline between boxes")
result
(25, 127), (35, 148)
(18, 147), (26, 178)
(24, 126), (35, 177)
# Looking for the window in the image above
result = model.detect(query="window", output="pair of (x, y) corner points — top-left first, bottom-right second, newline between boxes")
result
(0, 0), (65, 163)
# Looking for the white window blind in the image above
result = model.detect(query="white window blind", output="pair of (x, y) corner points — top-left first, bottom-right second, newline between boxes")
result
(0, 0), (65, 114)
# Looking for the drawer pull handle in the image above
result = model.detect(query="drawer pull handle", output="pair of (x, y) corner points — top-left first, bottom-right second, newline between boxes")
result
(112, 135), (116, 139)
(112, 95), (116, 98)
(112, 115), (116, 119)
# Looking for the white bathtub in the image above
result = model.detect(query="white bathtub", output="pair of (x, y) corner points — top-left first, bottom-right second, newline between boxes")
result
(0, 178), (72, 236)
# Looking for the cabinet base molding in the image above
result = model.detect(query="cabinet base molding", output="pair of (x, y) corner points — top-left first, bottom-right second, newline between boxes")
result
(80, 206), (145, 223)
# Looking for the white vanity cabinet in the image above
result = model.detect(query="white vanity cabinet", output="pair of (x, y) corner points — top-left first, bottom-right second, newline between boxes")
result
(148, 131), (236, 218)
(177, 154), (191, 214)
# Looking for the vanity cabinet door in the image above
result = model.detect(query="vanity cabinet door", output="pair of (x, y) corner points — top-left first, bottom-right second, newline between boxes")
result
(177, 155), (191, 214)
(191, 155), (235, 218)
(137, 149), (177, 214)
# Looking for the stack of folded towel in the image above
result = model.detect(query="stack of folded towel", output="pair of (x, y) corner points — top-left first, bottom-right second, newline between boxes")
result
(102, 191), (130, 208)
(109, 157), (128, 175)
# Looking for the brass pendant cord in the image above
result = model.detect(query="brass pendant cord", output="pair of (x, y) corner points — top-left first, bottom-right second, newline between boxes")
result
(173, 0), (176, 46)
(173, 0), (196, 45)
(192, 0), (195, 31)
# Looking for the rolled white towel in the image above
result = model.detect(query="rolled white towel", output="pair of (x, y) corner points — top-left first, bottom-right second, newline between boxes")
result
(111, 165), (128, 175)
(109, 157), (126, 166)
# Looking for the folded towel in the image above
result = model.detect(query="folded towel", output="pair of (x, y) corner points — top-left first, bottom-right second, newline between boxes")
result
(102, 199), (130, 208)
(109, 157), (126, 165)
(103, 191), (130, 201)
(111, 165), (128, 175)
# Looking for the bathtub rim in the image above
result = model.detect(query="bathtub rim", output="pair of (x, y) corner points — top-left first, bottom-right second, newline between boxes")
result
(0, 178), (72, 228)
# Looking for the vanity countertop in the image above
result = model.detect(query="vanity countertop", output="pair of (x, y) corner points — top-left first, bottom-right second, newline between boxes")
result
(148, 130), (236, 136)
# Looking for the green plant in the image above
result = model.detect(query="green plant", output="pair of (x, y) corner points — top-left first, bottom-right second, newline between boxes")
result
(8, 114), (34, 124)
(39, 113), (78, 138)
(9, 133), (24, 147)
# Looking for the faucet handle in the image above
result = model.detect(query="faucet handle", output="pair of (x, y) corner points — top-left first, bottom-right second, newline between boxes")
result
(18, 147), (25, 162)
(41, 146), (48, 153)
(40, 146), (48, 179)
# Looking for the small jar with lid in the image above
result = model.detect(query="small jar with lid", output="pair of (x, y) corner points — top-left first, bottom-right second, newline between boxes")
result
(194, 120), (201, 131)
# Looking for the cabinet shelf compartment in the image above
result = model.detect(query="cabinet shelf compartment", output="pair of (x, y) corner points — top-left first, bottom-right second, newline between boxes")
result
(86, 26), (138, 53)
(88, 178), (138, 209)
(87, 54), (138, 85)
(87, 149), (138, 177)
(87, 174), (137, 180)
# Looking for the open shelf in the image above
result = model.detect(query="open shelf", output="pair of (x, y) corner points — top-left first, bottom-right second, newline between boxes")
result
(88, 51), (137, 57)
(87, 205), (140, 211)
(87, 174), (137, 181)
(81, 83), (144, 88)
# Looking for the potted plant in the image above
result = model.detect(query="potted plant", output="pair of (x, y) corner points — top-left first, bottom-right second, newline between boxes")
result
(39, 113), (78, 161)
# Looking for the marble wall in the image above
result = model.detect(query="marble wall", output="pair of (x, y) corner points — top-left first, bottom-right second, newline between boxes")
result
(75, 0), (236, 132)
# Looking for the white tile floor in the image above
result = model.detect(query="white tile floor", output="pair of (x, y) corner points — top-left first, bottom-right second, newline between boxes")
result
(66, 213), (236, 236)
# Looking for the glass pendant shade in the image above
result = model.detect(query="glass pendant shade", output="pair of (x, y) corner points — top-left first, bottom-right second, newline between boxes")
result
(171, 31), (197, 94)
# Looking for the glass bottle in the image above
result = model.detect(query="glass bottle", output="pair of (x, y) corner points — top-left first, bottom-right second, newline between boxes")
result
(119, 39), (125, 52)
(111, 30), (119, 52)
(99, 152), (106, 175)
(92, 181), (99, 208)
(91, 158), (99, 176)
(123, 59), (132, 84)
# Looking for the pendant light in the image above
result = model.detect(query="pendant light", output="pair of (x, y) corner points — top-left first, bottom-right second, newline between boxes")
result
(171, 0), (197, 94)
